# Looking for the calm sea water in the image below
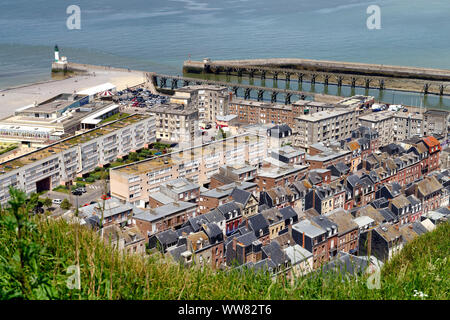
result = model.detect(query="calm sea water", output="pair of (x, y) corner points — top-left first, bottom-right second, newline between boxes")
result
(1, 0), (449, 108)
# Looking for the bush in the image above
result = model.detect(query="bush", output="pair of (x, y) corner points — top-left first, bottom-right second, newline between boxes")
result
(60, 199), (71, 210)
(76, 182), (86, 188)
(128, 152), (139, 162)
(75, 177), (84, 182)
(85, 177), (95, 183)
(90, 172), (102, 180)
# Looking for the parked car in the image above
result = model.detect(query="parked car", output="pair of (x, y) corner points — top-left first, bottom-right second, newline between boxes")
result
(52, 199), (62, 205)
(72, 190), (82, 196)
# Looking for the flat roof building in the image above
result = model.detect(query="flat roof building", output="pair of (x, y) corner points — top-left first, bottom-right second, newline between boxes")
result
(294, 108), (358, 150)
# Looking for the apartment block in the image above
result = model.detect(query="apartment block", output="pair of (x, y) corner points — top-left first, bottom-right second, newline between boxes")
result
(173, 85), (230, 126)
(110, 134), (267, 208)
(150, 104), (198, 146)
(393, 112), (423, 141)
(293, 108), (358, 150)
(358, 112), (394, 147)
(228, 98), (296, 127)
(0, 114), (156, 204)
(422, 110), (450, 137)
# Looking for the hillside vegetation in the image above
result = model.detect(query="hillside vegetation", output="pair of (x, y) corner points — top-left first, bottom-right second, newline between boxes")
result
(0, 188), (448, 300)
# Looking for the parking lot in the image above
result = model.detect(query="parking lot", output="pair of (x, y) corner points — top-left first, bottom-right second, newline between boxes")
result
(43, 180), (110, 217)
(116, 87), (169, 110)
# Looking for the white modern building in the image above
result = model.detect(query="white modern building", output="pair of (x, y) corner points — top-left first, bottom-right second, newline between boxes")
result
(0, 114), (156, 204)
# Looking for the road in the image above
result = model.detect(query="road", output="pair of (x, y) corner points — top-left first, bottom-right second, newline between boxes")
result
(43, 180), (109, 216)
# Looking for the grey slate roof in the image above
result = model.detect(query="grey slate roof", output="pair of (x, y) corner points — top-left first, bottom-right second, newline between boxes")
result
(321, 252), (369, 276)
(252, 258), (277, 273)
(406, 194), (421, 206)
(235, 231), (258, 246)
(248, 213), (269, 234)
(176, 225), (194, 237)
(134, 201), (196, 223)
(347, 174), (361, 188)
(280, 206), (297, 221)
(370, 197), (389, 209)
(201, 181), (256, 198)
(149, 191), (175, 205)
(329, 162), (350, 175)
(262, 241), (290, 267)
(292, 219), (326, 238)
(311, 215), (338, 233)
(204, 209), (226, 223)
(378, 208), (397, 222)
(230, 187), (252, 206)
(412, 221), (428, 235)
(167, 244), (188, 263)
(217, 201), (242, 220)
(156, 229), (178, 246)
(202, 222), (223, 240)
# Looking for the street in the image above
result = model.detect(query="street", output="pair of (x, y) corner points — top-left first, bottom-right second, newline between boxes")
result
(43, 180), (109, 216)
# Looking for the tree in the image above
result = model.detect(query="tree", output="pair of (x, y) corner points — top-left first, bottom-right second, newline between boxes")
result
(60, 199), (72, 211)
(43, 197), (52, 210)
(27, 192), (40, 212)
(128, 152), (139, 162)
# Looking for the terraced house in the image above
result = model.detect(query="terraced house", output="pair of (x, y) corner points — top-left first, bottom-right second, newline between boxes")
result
(0, 114), (156, 204)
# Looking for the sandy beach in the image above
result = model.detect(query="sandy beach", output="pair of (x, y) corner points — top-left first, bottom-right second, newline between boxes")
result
(0, 66), (148, 119)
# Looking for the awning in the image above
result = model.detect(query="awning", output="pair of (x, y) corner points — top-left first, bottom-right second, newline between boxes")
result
(99, 90), (113, 97)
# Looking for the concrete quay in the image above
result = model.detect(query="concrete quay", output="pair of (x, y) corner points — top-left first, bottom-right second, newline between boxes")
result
(183, 58), (450, 95)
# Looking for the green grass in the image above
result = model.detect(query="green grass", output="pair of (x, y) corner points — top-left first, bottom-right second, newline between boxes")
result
(98, 113), (130, 124)
(0, 191), (448, 299)
(52, 185), (70, 194)
(0, 143), (19, 156)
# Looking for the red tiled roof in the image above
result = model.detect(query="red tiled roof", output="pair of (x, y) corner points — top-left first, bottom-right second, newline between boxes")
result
(348, 141), (360, 151)
(422, 136), (440, 149)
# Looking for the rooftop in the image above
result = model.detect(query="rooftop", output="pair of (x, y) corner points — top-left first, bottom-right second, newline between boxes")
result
(134, 201), (196, 223)
(0, 113), (150, 174)
(295, 108), (353, 122)
(292, 219), (325, 238)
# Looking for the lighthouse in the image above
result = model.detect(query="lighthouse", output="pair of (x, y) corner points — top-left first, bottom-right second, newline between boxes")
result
(51, 45), (68, 74)
(54, 45), (60, 62)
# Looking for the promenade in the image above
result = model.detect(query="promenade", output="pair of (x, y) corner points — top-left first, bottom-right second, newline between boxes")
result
(0, 65), (147, 119)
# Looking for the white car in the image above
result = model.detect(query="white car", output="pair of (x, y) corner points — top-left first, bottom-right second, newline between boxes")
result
(52, 199), (63, 205)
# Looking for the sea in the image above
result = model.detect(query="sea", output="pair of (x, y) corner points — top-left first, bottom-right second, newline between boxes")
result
(0, 0), (449, 109)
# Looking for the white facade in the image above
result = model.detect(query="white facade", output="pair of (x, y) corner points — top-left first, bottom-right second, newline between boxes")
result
(0, 115), (156, 204)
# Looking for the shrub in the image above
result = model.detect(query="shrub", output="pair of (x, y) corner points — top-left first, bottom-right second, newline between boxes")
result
(85, 177), (95, 183)
(60, 199), (72, 210)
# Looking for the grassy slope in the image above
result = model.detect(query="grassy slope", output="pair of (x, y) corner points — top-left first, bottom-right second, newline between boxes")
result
(0, 215), (448, 300)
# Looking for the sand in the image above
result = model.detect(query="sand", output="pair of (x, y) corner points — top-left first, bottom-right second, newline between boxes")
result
(0, 67), (147, 119)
